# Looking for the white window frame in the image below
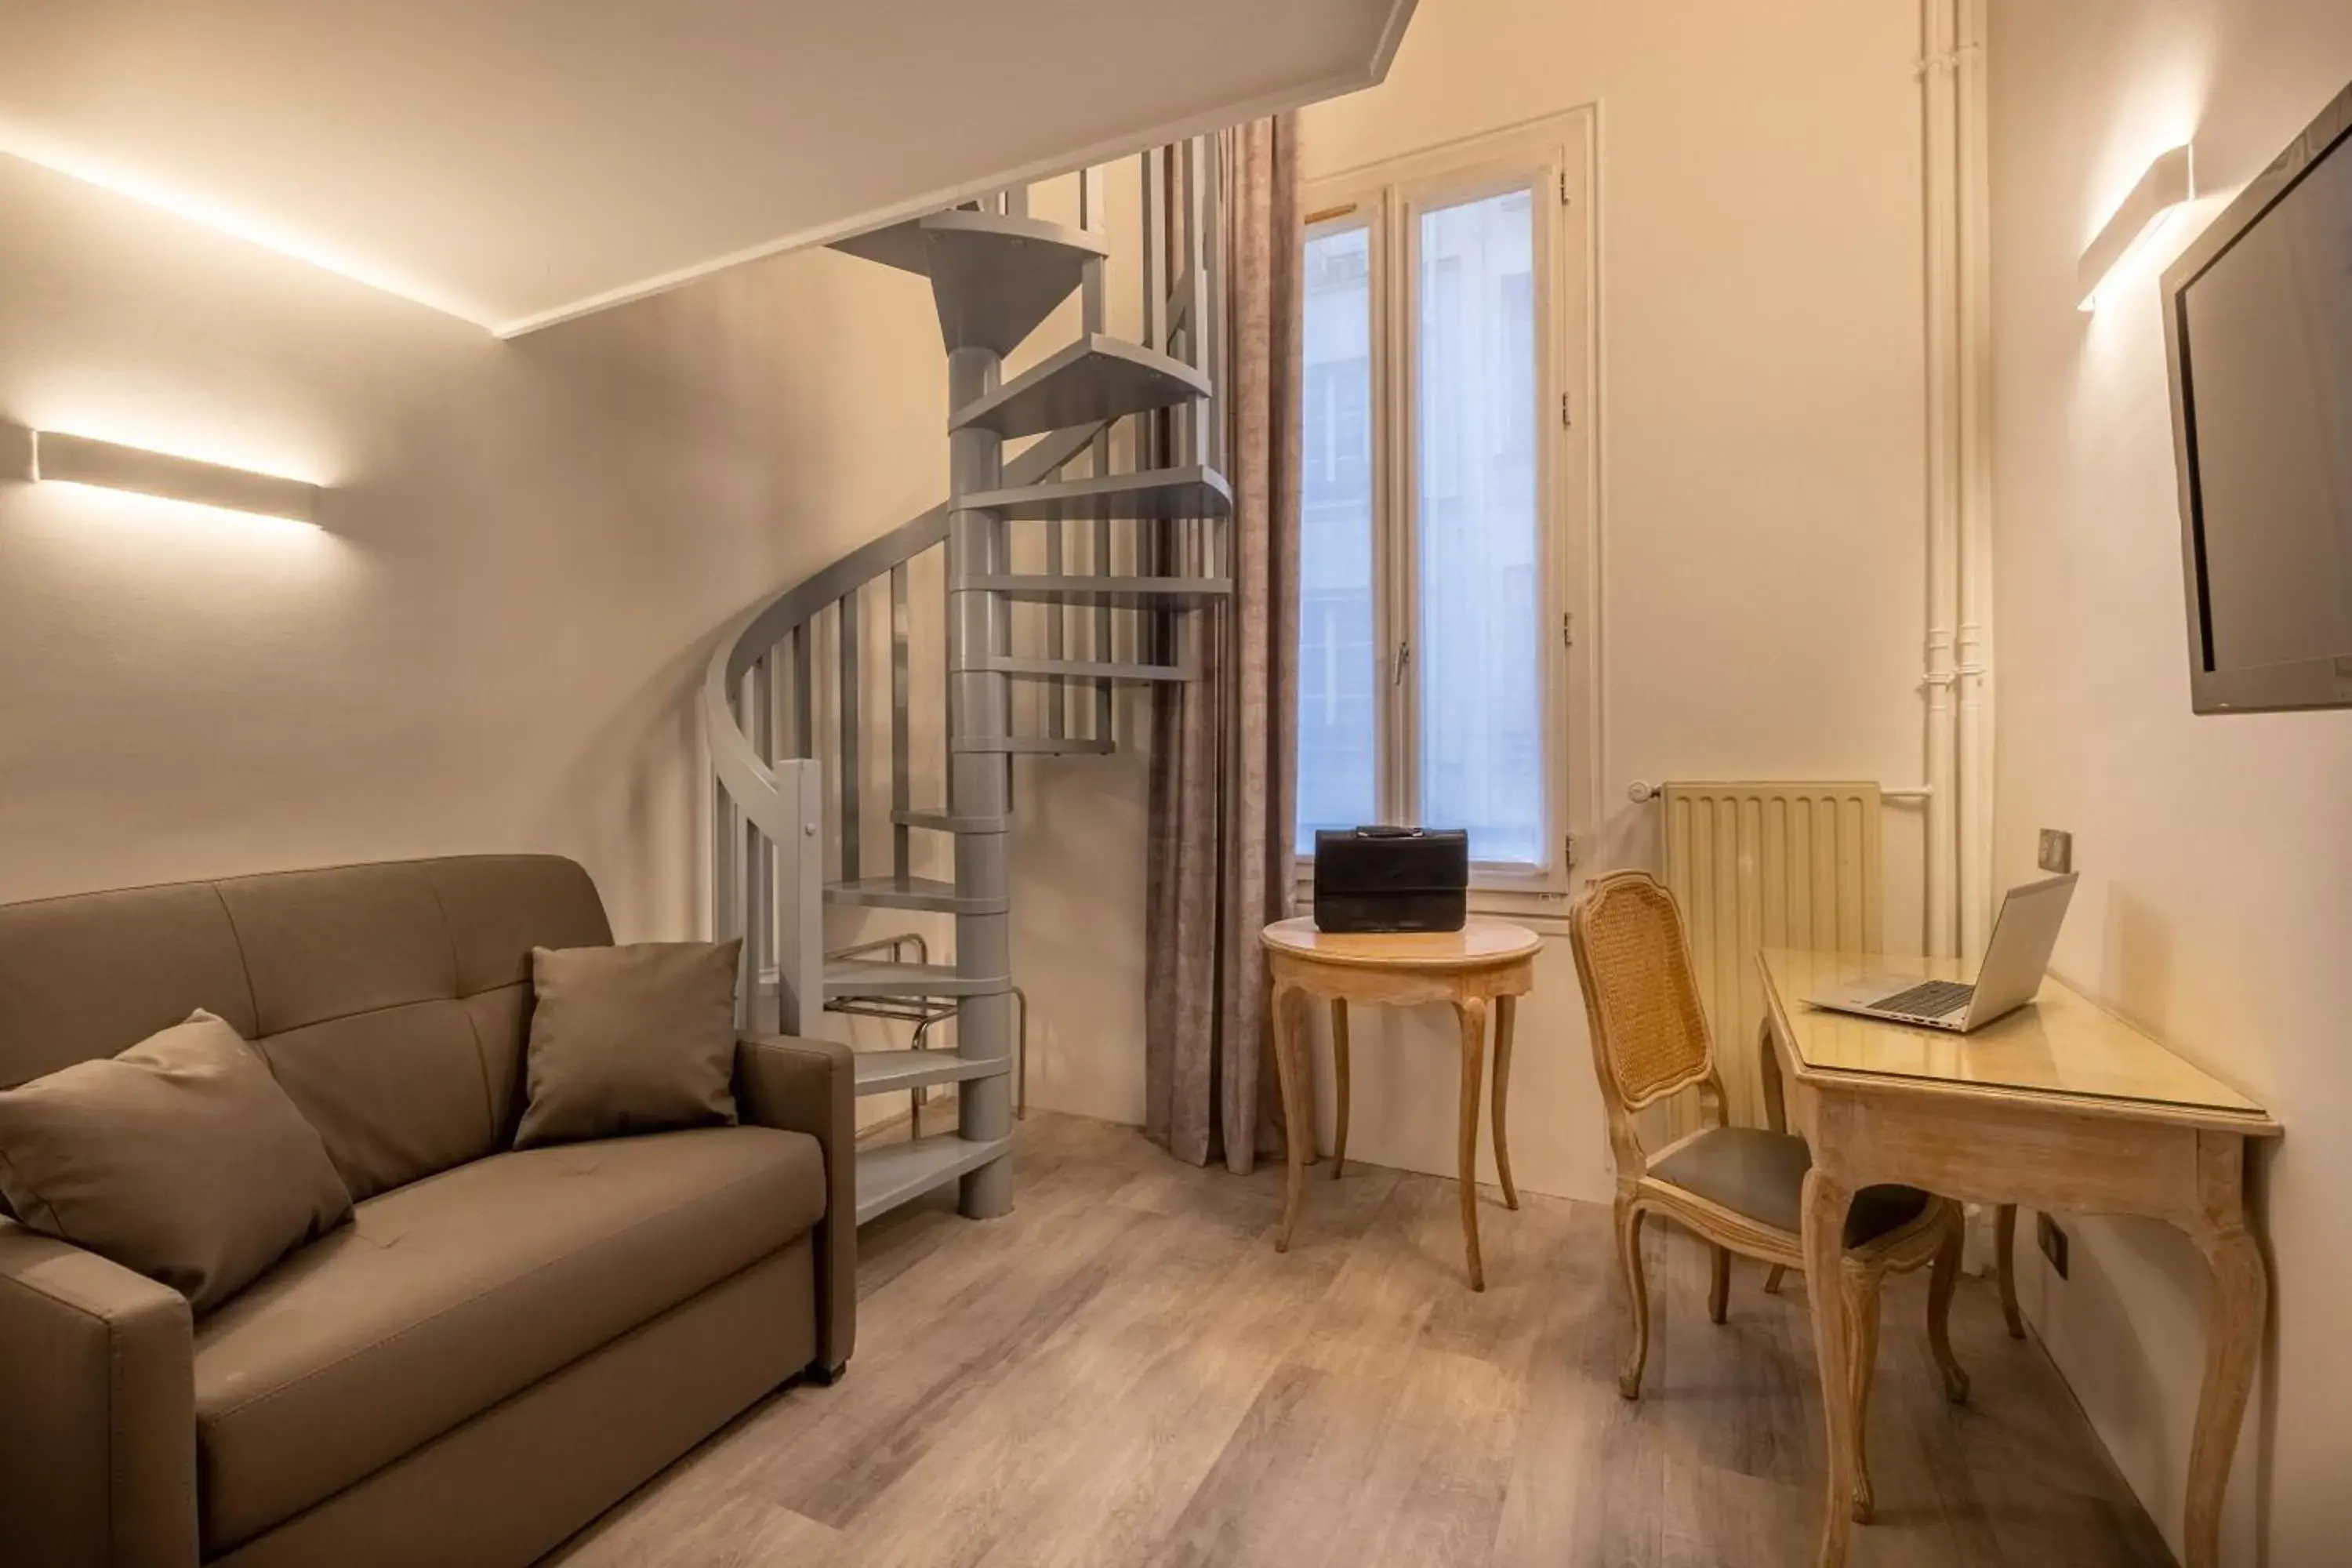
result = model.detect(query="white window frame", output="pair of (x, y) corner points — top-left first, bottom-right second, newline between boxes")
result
(1296, 109), (1599, 918)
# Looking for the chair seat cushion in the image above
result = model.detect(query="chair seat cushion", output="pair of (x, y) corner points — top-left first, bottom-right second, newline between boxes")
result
(191, 1125), (824, 1555)
(1650, 1126), (1929, 1247)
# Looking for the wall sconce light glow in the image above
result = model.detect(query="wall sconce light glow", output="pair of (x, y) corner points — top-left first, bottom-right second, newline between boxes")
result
(0, 140), (498, 332)
(2078, 145), (2195, 311)
(1, 423), (322, 524)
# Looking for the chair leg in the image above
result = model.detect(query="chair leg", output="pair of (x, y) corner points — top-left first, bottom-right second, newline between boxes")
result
(1763, 1264), (1787, 1296)
(1613, 1196), (1651, 1399)
(1928, 1210), (1971, 1404)
(1708, 1245), (1731, 1325)
(1842, 1265), (1884, 1526)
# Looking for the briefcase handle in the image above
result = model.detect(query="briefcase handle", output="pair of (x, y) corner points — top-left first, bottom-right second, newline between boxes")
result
(1352, 825), (1424, 840)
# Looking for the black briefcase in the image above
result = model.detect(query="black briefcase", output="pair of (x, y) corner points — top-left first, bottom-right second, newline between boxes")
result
(1312, 826), (1469, 935)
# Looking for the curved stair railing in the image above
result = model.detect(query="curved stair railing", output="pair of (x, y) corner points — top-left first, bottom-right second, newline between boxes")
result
(706, 143), (1231, 1224)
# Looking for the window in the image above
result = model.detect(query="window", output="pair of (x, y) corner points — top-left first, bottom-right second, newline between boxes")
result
(1294, 113), (1595, 904)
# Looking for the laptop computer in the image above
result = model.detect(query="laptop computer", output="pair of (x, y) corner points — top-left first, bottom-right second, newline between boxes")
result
(1803, 873), (2079, 1033)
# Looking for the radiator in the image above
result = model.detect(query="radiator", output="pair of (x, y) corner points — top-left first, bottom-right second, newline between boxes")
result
(1660, 782), (1882, 1132)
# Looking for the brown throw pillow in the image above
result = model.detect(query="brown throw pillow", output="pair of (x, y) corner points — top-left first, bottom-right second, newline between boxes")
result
(0, 1010), (353, 1314)
(515, 940), (743, 1148)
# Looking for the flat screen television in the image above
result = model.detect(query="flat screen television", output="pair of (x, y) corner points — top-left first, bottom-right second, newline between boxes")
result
(2163, 76), (2352, 713)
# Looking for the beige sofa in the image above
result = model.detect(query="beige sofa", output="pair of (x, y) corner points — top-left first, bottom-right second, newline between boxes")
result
(0, 855), (855, 1568)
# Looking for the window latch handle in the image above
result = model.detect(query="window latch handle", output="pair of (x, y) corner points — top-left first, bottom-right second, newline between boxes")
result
(1393, 639), (1412, 688)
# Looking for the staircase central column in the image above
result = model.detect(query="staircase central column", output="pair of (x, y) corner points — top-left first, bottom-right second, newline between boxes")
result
(946, 343), (1014, 1218)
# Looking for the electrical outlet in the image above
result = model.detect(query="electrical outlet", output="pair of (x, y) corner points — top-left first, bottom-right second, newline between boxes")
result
(2038, 828), (2074, 874)
(2037, 1212), (2070, 1279)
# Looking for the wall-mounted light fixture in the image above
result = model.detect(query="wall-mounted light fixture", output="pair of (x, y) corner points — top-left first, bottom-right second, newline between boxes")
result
(0, 423), (321, 524)
(2078, 145), (2195, 311)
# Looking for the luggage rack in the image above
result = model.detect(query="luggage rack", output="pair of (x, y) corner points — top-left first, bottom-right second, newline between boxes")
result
(826, 932), (1028, 1131)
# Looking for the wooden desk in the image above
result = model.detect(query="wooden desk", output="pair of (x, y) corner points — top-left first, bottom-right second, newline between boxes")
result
(1261, 917), (1540, 1290)
(1757, 948), (2280, 1568)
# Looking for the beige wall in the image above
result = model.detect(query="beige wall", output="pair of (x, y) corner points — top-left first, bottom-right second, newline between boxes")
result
(1987, 3), (2352, 1559)
(0, 149), (945, 944)
(1268, 0), (1935, 1201)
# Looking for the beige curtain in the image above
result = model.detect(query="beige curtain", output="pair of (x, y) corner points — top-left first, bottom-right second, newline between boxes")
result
(1144, 118), (1302, 1173)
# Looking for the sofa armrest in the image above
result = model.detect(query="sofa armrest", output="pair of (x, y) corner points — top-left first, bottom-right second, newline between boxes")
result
(735, 1033), (855, 1375)
(0, 1222), (198, 1568)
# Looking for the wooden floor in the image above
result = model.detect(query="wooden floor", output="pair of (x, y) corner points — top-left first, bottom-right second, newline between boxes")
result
(547, 1112), (2175, 1568)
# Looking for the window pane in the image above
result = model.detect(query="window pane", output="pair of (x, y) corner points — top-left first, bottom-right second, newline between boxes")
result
(1415, 188), (1543, 866)
(1296, 223), (1379, 852)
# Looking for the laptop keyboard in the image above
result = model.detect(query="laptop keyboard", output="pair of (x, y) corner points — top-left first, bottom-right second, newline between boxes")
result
(1868, 978), (1974, 1018)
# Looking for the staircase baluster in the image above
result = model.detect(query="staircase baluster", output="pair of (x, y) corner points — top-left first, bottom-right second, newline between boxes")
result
(1044, 528), (1066, 742)
(1142, 148), (1167, 354)
(751, 652), (775, 1025)
(838, 590), (862, 885)
(890, 563), (911, 887)
(716, 773), (746, 1027)
(790, 622), (813, 758)
(939, 539), (953, 809)
(1092, 431), (1115, 746)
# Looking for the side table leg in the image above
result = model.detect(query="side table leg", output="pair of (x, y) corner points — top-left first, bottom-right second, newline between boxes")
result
(1454, 996), (1490, 1291)
(1269, 982), (1308, 1254)
(1490, 993), (1519, 1210)
(1330, 999), (1351, 1180)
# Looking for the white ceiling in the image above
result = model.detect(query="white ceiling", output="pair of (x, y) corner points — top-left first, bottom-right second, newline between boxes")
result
(0, 0), (1414, 336)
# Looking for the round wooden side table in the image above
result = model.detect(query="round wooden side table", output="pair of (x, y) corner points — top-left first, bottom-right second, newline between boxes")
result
(1260, 916), (1541, 1290)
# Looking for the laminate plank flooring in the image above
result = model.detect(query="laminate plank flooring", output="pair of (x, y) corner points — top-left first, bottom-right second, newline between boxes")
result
(546, 1112), (2174, 1568)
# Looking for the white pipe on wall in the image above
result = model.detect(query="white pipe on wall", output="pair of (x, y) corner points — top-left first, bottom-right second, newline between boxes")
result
(1955, 0), (1997, 960)
(1920, 0), (1963, 960)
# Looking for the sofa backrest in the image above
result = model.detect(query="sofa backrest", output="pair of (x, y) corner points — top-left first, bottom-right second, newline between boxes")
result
(0, 855), (612, 1200)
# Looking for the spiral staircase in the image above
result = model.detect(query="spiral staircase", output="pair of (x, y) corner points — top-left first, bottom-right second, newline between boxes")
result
(706, 143), (1230, 1225)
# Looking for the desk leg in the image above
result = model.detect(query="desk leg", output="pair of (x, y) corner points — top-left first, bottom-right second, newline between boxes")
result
(1454, 996), (1490, 1292)
(1760, 1019), (1790, 1297)
(1802, 1167), (1857, 1568)
(1330, 999), (1351, 1180)
(1994, 1204), (2027, 1338)
(2183, 1134), (2266, 1568)
(1491, 994), (1519, 1210)
(1269, 982), (1308, 1254)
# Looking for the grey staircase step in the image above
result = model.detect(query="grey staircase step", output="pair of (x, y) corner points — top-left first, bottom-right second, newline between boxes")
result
(985, 654), (1192, 682)
(825, 959), (1007, 1000)
(894, 806), (1008, 834)
(920, 211), (1107, 355)
(966, 574), (1232, 608)
(951, 734), (1117, 755)
(853, 1050), (1007, 1097)
(825, 876), (1007, 915)
(950, 333), (1209, 439)
(856, 1133), (1012, 1225)
(828, 218), (931, 274)
(961, 465), (1232, 522)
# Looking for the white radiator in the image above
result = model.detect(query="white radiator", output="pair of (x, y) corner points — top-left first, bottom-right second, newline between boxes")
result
(1660, 782), (1882, 1131)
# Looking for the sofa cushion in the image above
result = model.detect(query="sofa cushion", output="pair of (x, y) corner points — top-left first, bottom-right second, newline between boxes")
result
(0, 1011), (352, 1313)
(516, 941), (743, 1149)
(190, 1124), (823, 1555)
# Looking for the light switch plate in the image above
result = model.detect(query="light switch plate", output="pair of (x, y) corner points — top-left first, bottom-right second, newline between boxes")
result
(2038, 829), (2074, 874)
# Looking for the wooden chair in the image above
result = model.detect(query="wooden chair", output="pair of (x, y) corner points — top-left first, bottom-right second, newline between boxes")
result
(1566, 870), (1969, 1524)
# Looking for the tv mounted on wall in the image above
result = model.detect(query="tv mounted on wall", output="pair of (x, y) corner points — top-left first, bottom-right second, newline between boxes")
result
(2163, 74), (2352, 714)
